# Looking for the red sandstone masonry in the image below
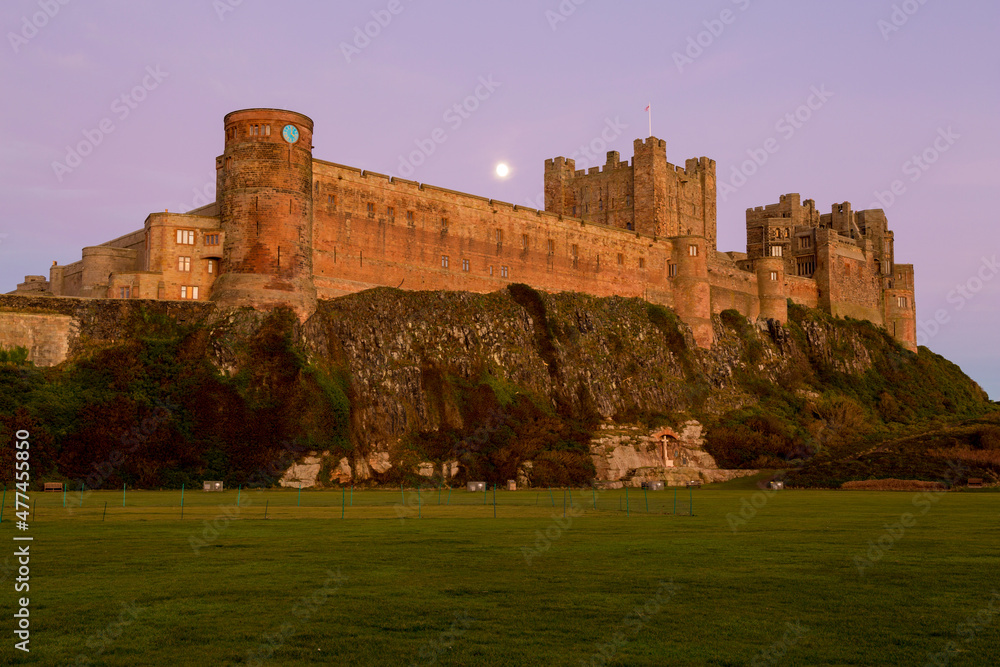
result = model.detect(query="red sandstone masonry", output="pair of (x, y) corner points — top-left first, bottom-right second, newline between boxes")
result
(14, 109), (917, 351)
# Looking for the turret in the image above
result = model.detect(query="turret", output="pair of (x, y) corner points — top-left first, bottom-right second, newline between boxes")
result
(210, 108), (317, 318)
(672, 235), (713, 347)
(756, 257), (787, 323)
(632, 137), (668, 237)
(885, 264), (917, 351)
(543, 156), (577, 217)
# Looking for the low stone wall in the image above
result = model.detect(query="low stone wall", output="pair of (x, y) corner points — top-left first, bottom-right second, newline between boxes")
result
(0, 295), (214, 366)
(0, 311), (76, 367)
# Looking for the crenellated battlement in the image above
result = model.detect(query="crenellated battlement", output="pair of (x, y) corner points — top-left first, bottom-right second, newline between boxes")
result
(633, 137), (667, 153)
(544, 156), (577, 172)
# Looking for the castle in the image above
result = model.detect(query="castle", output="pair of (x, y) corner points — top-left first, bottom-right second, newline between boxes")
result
(12, 108), (917, 351)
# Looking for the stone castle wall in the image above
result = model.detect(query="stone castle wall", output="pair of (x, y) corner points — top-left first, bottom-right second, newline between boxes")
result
(310, 160), (690, 315)
(10, 108), (918, 352)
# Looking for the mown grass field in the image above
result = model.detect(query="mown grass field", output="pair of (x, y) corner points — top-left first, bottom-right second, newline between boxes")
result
(2, 485), (998, 666)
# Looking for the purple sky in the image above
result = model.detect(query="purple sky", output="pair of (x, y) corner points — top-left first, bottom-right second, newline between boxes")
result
(2, 1), (998, 398)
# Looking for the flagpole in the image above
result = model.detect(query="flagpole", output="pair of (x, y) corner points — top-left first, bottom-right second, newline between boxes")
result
(647, 103), (652, 138)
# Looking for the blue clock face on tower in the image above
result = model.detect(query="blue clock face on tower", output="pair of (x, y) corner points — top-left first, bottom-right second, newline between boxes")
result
(282, 124), (299, 143)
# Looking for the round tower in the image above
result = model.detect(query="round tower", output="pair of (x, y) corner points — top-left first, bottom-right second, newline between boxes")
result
(211, 108), (317, 317)
(755, 257), (787, 323)
(672, 235), (713, 348)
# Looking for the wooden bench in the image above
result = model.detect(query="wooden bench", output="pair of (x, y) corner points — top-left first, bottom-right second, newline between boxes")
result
(43, 482), (63, 492)
(685, 480), (703, 488)
(968, 478), (984, 489)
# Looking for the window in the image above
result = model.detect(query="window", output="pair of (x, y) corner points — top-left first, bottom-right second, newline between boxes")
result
(119, 287), (131, 299)
(617, 253), (624, 266)
(176, 230), (195, 245)
(799, 236), (812, 249)
(770, 245), (783, 257)
(688, 244), (698, 257)
(387, 207), (395, 222)
(462, 259), (470, 272)
(178, 256), (191, 272)
(547, 240), (555, 256)
(441, 255), (449, 269)
(572, 206), (577, 216)
(625, 194), (631, 206)
(521, 234), (529, 250)
(406, 211), (414, 226)
(599, 200), (603, 211)
(495, 228), (503, 245)
(207, 259), (217, 275)
(669, 263), (677, 277)
(315, 181), (320, 193)
(204, 234), (220, 246)
(571, 244), (579, 268)
(770, 271), (779, 282)
(797, 260), (816, 277)
(638, 258), (646, 269)
(441, 217), (448, 232)
(501, 266), (509, 278)
(367, 203), (374, 218)
(489, 265), (494, 276)
(897, 296), (909, 308)
(264, 125), (270, 136)
(180, 286), (199, 300)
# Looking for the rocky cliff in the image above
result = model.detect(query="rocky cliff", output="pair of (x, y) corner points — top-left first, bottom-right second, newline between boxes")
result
(0, 288), (994, 489)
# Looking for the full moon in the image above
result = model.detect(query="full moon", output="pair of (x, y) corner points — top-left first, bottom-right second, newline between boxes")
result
(495, 163), (510, 178)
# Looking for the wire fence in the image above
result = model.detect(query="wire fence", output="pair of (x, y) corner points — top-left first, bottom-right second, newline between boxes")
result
(0, 483), (697, 523)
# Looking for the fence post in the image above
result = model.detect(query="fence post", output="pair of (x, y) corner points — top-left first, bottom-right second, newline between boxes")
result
(644, 487), (649, 513)
(625, 486), (629, 518)
(181, 483), (185, 519)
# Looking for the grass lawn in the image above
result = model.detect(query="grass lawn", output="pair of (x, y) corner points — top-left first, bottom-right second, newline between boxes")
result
(1, 487), (998, 665)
